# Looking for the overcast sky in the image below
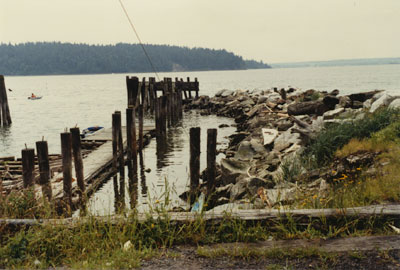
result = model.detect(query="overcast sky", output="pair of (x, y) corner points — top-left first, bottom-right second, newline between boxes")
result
(1, 0), (399, 63)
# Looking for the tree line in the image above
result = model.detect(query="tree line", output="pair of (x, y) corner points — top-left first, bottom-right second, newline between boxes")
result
(0, 42), (270, 76)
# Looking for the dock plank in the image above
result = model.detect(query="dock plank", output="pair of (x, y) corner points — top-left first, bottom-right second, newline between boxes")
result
(39, 126), (154, 204)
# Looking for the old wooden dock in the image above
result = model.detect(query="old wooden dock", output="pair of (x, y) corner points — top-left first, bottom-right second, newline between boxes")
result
(46, 126), (154, 208)
(1, 75), (199, 214)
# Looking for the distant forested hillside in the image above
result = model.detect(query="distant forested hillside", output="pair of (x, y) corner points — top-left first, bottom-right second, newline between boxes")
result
(0, 42), (270, 75)
(271, 58), (400, 68)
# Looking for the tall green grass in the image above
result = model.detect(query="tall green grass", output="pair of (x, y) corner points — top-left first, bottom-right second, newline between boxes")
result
(304, 108), (400, 167)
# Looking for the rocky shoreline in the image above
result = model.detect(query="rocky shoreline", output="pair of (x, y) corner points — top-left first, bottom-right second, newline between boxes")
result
(181, 87), (400, 210)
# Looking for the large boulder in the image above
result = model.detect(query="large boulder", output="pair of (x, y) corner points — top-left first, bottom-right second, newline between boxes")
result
(287, 100), (328, 116)
(220, 158), (250, 185)
(323, 95), (339, 110)
(349, 90), (381, 103)
(370, 93), (396, 113)
(389, 98), (400, 109)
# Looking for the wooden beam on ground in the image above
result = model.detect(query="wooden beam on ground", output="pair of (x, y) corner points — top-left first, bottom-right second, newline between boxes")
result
(1, 204), (400, 227)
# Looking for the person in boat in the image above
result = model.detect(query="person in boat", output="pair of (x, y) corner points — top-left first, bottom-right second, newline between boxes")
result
(31, 93), (36, 98)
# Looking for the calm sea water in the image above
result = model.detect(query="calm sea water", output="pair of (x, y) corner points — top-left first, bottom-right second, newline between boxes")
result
(1, 64), (399, 157)
(1, 65), (399, 215)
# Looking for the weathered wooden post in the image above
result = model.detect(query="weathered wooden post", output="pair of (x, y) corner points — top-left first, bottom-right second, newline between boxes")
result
(164, 79), (171, 128)
(70, 127), (85, 201)
(141, 77), (146, 108)
(181, 78), (188, 100)
(0, 75), (12, 126)
(126, 108), (133, 179)
(149, 77), (156, 114)
(36, 141), (52, 200)
(138, 104), (144, 152)
(126, 76), (139, 107)
(155, 97), (160, 137)
(161, 96), (168, 135)
(112, 112), (121, 201)
(195, 77), (199, 98)
(187, 77), (192, 99)
(21, 148), (35, 188)
(190, 127), (200, 192)
(116, 111), (125, 206)
(206, 129), (217, 196)
(61, 132), (73, 210)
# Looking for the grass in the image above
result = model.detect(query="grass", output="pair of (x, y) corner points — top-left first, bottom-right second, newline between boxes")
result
(304, 107), (400, 167)
(2, 106), (400, 268)
(1, 209), (396, 268)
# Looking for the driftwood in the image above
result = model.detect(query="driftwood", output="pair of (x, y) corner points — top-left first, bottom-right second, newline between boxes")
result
(1, 204), (399, 227)
(206, 235), (400, 253)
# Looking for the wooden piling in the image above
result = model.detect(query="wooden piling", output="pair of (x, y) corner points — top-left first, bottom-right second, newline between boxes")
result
(61, 132), (73, 210)
(21, 148), (35, 188)
(164, 79), (171, 127)
(112, 112), (121, 200)
(126, 107), (133, 179)
(141, 77), (146, 107)
(36, 141), (52, 200)
(187, 77), (192, 99)
(161, 96), (168, 135)
(138, 104), (144, 152)
(70, 127), (85, 199)
(155, 97), (160, 137)
(126, 76), (139, 107)
(206, 129), (217, 195)
(180, 78), (188, 100)
(149, 77), (156, 113)
(195, 77), (199, 98)
(0, 75), (12, 126)
(189, 127), (200, 192)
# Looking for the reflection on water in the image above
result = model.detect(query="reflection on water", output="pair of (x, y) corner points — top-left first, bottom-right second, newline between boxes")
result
(87, 112), (235, 216)
(2, 65), (400, 157)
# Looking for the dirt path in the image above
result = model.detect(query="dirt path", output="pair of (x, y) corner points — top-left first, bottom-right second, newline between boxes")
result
(140, 236), (400, 269)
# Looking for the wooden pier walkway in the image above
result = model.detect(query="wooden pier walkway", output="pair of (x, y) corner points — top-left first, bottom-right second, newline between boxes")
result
(44, 126), (154, 207)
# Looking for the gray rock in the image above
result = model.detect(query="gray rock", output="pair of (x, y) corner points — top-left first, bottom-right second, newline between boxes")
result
(323, 107), (345, 120)
(235, 141), (256, 160)
(262, 128), (279, 146)
(214, 184), (233, 198)
(221, 89), (234, 97)
(247, 177), (275, 195)
(352, 101), (364, 109)
(338, 96), (352, 108)
(370, 93), (395, 113)
(215, 89), (227, 97)
(389, 98), (400, 109)
(363, 99), (373, 109)
(257, 96), (268, 104)
(230, 178), (248, 201)
(276, 119), (293, 131)
(250, 138), (266, 153)
(267, 93), (282, 103)
(261, 187), (297, 206)
(240, 98), (255, 106)
(220, 158), (250, 185)
(273, 130), (301, 152)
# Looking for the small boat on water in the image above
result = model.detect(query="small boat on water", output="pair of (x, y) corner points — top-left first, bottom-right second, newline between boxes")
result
(28, 96), (42, 100)
(80, 126), (104, 138)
